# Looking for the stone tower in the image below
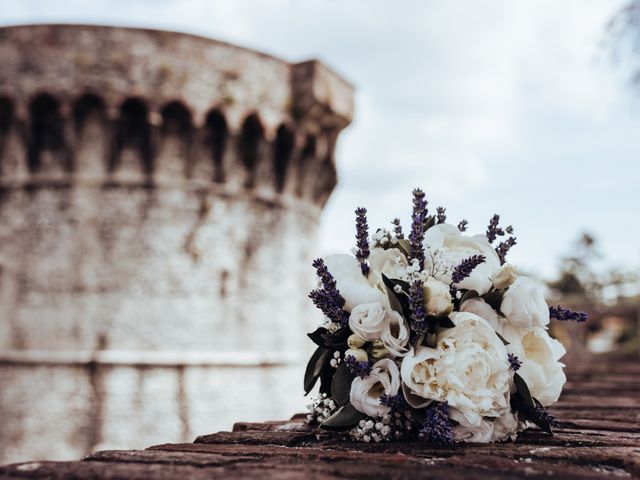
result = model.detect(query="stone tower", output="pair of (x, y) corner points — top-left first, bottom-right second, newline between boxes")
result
(0, 25), (353, 463)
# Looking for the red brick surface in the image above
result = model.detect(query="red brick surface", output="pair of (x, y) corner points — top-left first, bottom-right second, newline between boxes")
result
(1, 354), (638, 479)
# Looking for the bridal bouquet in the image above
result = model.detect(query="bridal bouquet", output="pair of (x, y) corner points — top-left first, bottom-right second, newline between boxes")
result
(304, 189), (586, 444)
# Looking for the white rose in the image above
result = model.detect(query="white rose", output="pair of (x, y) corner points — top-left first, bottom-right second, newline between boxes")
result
(350, 358), (400, 417)
(349, 303), (409, 357)
(502, 326), (567, 406)
(380, 310), (410, 357)
(460, 297), (506, 335)
(491, 411), (519, 442)
(423, 224), (501, 295)
(500, 277), (549, 329)
(349, 303), (387, 341)
(423, 277), (453, 316)
(491, 263), (518, 289)
(401, 312), (511, 426)
(324, 254), (388, 311)
(450, 407), (494, 443)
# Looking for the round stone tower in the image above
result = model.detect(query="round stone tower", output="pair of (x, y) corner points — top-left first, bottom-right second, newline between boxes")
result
(0, 25), (353, 463)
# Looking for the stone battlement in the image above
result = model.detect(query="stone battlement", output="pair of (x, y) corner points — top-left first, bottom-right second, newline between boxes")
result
(0, 24), (353, 206)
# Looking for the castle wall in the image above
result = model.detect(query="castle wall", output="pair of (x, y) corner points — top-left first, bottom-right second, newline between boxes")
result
(0, 25), (353, 464)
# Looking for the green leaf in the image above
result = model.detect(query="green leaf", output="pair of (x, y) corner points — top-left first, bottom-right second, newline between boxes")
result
(513, 373), (535, 410)
(530, 398), (554, 435)
(381, 274), (407, 318)
(459, 289), (479, 304)
(319, 360), (335, 395)
(397, 239), (411, 258)
(484, 289), (505, 312)
(307, 327), (329, 348)
(423, 215), (436, 232)
(421, 332), (437, 348)
(331, 362), (356, 407)
(304, 347), (331, 394)
(438, 316), (455, 329)
(496, 332), (509, 346)
(321, 327), (351, 348)
(320, 403), (366, 430)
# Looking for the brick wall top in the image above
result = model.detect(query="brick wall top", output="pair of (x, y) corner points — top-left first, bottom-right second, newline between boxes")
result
(0, 24), (354, 132)
(1, 353), (638, 479)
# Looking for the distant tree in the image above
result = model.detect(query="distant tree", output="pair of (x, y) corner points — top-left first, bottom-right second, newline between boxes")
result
(609, 1), (640, 86)
(547, 232), (601, 305)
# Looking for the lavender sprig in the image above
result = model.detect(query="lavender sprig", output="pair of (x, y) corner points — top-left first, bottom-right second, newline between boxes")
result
(408, 279), (427, 336)
(495, 237), (517, 265)
(457, 219), (468, 232)
(508, 353), (522, 371)
(549, 305), (587, 323)
(486, 214), (505, 243)
(451, 255), (486, 284)
(308, 258), (349, 326)
(418, 401), (454, 445)
(391, 218), (404, 239)
(355, 207), (370, 276)
(409, 189), (428, 270)
(379, 393), (408, 411)
(344, 355), (374, 378)
(512, 396), (560, 429)
(436, 207), (446, 224)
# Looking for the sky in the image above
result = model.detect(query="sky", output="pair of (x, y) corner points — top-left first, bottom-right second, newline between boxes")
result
(1, 0), (639, 279)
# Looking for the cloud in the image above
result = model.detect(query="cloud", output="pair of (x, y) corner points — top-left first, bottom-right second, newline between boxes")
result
(2, 0), (639, 276)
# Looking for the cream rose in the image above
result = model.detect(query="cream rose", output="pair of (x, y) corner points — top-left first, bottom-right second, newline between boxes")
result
(368, 247), (408, 284)
(460, 297), (507, 335)
(401, 312), (511, 426)
(502, 325), (566, 406)
(423, 224), (501, 295)
(349, 303), (409, 357)
(423, 277), (453, 316)
(450, 407), (494, 443)
(324, 254), (388, 311)
(491, 411), (519, 442)
(350, 358), (400, 417)
(491, 263), (518, 289)
(500, 277), (549, 329)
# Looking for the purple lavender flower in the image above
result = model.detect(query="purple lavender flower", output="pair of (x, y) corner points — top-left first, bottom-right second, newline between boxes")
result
(418, 401), (454, 445)
(308, 258), (349, 326)
(409, 188), (428, 270)
(391, 218), (404, 239)
(495, 237), (517, 265)
(506, 225), (514, 234)
(344, 355), (374, 378)
(436, 207), (446, 224)
(451, 255), (486, 285)
(486, 214), (505, 243)
(355, 207), (370, 276)
(512, 396), (560, 429)
(379, 393), (408, 411)
(408, 279), (427, 336)
(549, 305), (587, 323)
(457, 219), (468, 232)
(508, 353), (522, 371)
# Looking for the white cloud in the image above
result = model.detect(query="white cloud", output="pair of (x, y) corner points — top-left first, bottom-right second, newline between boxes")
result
(1, 0), (639, 276)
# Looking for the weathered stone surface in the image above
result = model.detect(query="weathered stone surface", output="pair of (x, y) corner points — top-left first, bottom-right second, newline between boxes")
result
(0, 24), (353, 464)
(1, 353), (638, 479)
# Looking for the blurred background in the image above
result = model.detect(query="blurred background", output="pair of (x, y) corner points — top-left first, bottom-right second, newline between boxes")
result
(0, 0), (638, 466)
